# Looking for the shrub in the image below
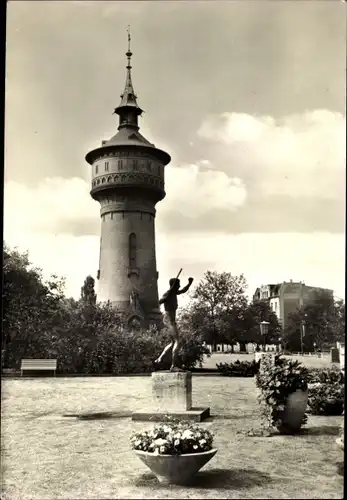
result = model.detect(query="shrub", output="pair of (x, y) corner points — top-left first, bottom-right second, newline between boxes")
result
(130, 419), (214, 455)
(176, 328), (211, 370)
(308, 383), (344, 415)
(216, 359), (260, 377)
(307, 367), (344, 385)
(55, 325), (208, 375)
(255, 354), (309, 434)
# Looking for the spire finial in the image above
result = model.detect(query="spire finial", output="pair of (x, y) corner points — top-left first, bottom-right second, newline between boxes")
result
(126, 25), (132, 69)
(127, 25), (131, 52)
(113, 26), (143, 127)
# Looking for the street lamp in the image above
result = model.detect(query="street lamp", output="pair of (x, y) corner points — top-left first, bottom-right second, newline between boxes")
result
(300, 315), (307, 356)
(260, 321), (270, 352)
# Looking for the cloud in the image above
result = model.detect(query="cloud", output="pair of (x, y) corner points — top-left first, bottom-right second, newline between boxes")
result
(4, 178), (99, 236)
(197, 109), (345, 200)
(4, 160), (247, 240)
(156, 231), (345, 303)
(4, 220), (345, 302)
(162, 164), (246, 218)
(4, 180), (344, 300)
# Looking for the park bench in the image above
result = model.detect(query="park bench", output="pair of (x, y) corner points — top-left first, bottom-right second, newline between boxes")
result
(20, 359), (57, 377)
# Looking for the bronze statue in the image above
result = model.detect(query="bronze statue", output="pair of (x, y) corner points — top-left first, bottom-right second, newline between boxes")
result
(154, 274), (194, 372)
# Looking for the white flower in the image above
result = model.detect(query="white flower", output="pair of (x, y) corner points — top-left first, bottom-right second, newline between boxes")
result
(163, 425), (171, 433)
(154, 438), (167, 446)
(193, 445), (198, 450)
(159, 446), (166, 454)
(182, 430), (193, 440)
(174, 432), (182, 439)
(174, 439), (180, 446)
(199, 439), (206, 446)
(134, 439), (142, 446)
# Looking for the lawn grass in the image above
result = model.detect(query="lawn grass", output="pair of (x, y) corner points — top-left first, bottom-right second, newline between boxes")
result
(1, 374), (343, 500)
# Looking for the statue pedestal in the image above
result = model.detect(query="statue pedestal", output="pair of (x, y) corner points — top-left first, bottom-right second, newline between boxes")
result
(132, 371), (210, 422)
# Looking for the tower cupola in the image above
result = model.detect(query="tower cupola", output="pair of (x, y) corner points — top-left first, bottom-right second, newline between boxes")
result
(113, 27), (143, 131)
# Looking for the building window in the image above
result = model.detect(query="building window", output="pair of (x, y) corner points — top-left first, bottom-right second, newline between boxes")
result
(105, 161), (109, 172)
(118, 159), (123, 170)
(129, 233), (137, 268)
(95, 164), (98, 174)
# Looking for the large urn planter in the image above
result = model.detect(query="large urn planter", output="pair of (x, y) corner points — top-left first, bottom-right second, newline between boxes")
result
(255, 354), (309, 435)
(134, 448), (218, 485)
(276, 389), (308, 434)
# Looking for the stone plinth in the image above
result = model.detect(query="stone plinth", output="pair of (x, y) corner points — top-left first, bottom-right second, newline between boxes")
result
(152, 371), (192, 412)
(132, 371), (210, 422)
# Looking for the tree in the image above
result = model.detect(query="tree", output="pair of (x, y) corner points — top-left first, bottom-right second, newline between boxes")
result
(180, 271), (248, 350)
(283, 291), (345, 352)
(80, 275), (97, 305)
(243, 301), (282, 350)
(2, 245), (65, 367)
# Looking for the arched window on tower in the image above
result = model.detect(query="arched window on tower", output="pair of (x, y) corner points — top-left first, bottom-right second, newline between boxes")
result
(129, 233), (137, 268)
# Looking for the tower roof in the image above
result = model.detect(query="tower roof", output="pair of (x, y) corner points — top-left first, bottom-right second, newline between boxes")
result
(85, 27), (171, 166)
(113, 27), (143, 117)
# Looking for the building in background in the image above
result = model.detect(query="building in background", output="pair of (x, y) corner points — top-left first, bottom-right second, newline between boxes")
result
(253, 281), (334, 330)
(85, 33), (171, 328)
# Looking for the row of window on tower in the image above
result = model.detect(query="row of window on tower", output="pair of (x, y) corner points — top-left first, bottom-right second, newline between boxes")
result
(129, 233), (136, 268)
(94, 160), (161, 175)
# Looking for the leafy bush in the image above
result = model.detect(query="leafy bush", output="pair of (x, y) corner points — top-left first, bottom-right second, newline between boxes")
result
(130, 419), (214, 455)
(255, 354), (309, 434)
(308, 383), (344, 415)
(307, 367), (344, 385)
(176, 328), (211, 370)
(216, 359), (260, 377)
(55, 325), (208, 375)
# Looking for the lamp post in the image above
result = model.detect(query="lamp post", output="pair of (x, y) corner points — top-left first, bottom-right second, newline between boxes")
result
(300, 315), (307, 356)
(260, 321), (270, 352)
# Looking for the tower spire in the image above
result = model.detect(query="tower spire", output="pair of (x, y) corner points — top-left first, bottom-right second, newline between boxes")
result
(114, 26), (143, 129)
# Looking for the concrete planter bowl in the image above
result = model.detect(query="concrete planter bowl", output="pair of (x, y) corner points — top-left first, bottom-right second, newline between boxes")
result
(276, 389), (308, 434)
(134, 448), (218, 485)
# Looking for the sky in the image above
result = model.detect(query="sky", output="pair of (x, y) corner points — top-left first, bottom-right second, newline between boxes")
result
(4, 0), (346, 303)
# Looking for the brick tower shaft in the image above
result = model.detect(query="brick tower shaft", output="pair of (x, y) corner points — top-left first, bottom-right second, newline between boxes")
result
(85, 29), (171, 327)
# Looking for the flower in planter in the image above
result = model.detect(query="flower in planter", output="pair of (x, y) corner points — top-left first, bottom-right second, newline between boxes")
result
(307, 367), (344, 385)
(308, 382), (344, 415)
(130, 419), (214, 455)
(255, 354), (309, 434)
